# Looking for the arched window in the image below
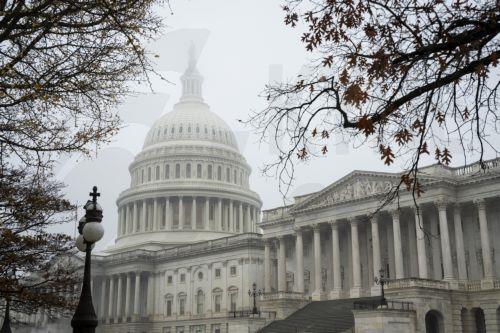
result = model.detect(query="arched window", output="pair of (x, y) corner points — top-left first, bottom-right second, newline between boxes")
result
(208, 165), (213, 179)
(175, 164), (180, 179)
(217, 166), (222, 181)
(178, 292), (187, 316)
(213, 288), (222, 313)
(155, 165), (160, 180)
(147, 167), (151, 181)
(165, 294), (173, 317)
(196, 290), (204, 315)
(425, 310), (444, 333)
(186, 164), (191, 178)
(472, 308), (486, 333)
(165, 164), (170, 179)
(197, 164), (202, 178)
(228, 286), (238, 312)
(226, 168), (230, 182)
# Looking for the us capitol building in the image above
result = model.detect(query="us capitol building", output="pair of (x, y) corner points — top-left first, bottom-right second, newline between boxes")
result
(20, 53), (500, 333)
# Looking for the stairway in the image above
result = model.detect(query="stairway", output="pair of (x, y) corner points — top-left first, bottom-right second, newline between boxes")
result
(257, 297), (381, 333)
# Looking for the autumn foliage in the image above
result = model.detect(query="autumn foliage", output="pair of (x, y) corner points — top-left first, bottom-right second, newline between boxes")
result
(249, 0), (499, 199)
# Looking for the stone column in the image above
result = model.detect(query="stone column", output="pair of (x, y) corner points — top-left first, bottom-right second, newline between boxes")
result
(350, 218), (362, 297)
(238, 202), (243, 233)
(312, 224), (322, 299)
(264, 239), (272, 293)
(476, 199), (495, 280)
(204, 197), (210, 230)
(453, 204), (467, 280)
(391, 209), (404, 279)
(133, 272), (141, 318)
(125, 273), (131, 319)
(153, 198), (158, 231)
(277, 236), (286, 292)
(228, 200), (233, 232)
(141, 200), (147, 231)
(116, 275), (123, 320)
(294, 227), (304, 294)
(126, 204), (131, 234)
(165, 197), (171, 230)
(370, 215), (382, 295)
(330, 222), (342, 298)
(414, 206), (428, 279)
(191, 197), (196, 230)
(179, 196), (184, 229)
(246, 205), (251, 233)
(218, 198), (223, 231)
(108, 276), (114, 321)
(100, 278), (107, 320)
(133, 201), (138, 231)
(147, 273), (155, 317)
(437, 200), (454, 280)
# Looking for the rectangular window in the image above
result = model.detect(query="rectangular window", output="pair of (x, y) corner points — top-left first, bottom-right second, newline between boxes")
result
(166, 300), (172, 316)
(215, 268), (221, 278)
(208, 165), (212, 179)
(186, 164), (191, 178)
(179, 299), (185, 315)
(167, 275), (173, 284)
(230, 266), (237, 276)
(197, 164), (202, 178)
(165, 164), (170, 179)
(214, 295), (221, 313)
(230, 293), (237, 311)
(180, 273), (185, 283)
(175, 164), (180, 178)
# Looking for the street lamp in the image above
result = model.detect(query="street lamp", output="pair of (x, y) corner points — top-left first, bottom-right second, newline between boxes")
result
(71, 186), (104, 333)
(374, 268), (387, 306)
(248, 283), (263, 315)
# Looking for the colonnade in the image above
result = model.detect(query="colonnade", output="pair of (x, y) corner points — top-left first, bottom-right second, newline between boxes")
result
(117, 197), (259, 236)
(264, 198), (496, 299)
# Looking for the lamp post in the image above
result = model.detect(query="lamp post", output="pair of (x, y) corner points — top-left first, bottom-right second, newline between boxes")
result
(71, 186), (105, 333)
(0, 298), (11, 333)
(374, 268), (387, 306)
(247, 283), (263, 315)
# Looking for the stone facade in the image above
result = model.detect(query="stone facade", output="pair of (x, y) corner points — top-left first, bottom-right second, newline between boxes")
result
(260, 158), (500, 332)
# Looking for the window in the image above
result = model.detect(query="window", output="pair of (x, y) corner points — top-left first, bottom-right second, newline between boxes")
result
(166, 299), (172, 316)
(240, 172), (243, 185)
(180, 273), (185, 283)
(148, 167), (151, 181)
(186, 164), (191, 178)
(175, 164), (180, 178)
(167, 276), (173, 284)
(230, 266), (237, 276)
(234, 170), (237, 184)
(197, 164), (202, 178)
(163, 328), (171, 333)
(179, 298), (186, 315)
(230, 292), (237, 311)
(196, 290), (204, 314)
(141, 169), (144, 183)
(215, 268), (221, 279)
(217, 166), (221, 181)
(156, 165), (160, 180)
(214, 294), (221, 313)
(176, 326), (184, 333)
(208, 165), (213, 179)
(198, 272), (203, 280)
(165, 164), (170, 179)
(226, 168), (230, 182)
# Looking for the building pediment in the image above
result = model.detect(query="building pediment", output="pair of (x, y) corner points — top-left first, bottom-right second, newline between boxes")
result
(292, 171), (402, 212)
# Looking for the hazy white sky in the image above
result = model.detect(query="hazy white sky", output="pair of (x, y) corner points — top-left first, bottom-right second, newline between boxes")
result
(55, 0), (496, 249)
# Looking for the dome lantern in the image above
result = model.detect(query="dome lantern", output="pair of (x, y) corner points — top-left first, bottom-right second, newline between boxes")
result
(180, 42), (203, 103)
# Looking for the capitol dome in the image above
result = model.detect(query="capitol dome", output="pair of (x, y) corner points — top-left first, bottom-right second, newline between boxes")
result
(109, 48), (262, 252)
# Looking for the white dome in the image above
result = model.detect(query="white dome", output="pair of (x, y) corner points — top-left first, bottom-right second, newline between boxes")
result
(143, 101), (239, 151)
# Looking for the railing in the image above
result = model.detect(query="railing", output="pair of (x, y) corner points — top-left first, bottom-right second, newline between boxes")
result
(260, 291), (307, 301)
(353, 300), (414, 311)
(385, 278), (450, 290)
(262, 206), (292, 222)
(454, 157), (500, 176)
(228, 309), (277, 319)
